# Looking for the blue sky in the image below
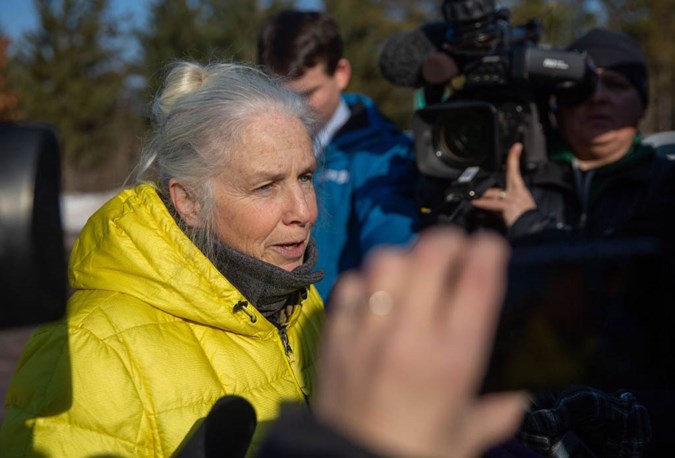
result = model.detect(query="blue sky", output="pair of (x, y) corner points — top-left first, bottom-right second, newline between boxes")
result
(0, 0), (324, 45)
(0, 0), (149, 42)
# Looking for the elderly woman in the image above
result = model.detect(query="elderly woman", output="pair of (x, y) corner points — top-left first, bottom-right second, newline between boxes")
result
(0, 62), (324, 457)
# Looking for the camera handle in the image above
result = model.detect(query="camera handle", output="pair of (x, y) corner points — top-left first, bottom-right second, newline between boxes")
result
(433, 168), (503, 225)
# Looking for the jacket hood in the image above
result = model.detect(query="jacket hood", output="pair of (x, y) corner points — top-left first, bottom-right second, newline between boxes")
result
(332, 93), (412, 152)
(68, 183), (259, 334)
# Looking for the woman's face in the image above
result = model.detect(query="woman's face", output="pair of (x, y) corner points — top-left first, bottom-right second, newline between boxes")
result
(211, 111), (318, 271)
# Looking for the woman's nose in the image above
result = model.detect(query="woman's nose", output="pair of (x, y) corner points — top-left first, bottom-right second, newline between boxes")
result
(284, 186), (313, 225)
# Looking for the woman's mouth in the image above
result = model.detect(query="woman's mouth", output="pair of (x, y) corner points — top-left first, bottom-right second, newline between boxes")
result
(273, 240), (307, 259)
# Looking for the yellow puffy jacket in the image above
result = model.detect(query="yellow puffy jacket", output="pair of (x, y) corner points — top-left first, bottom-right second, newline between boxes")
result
(0, 184), (324, 457)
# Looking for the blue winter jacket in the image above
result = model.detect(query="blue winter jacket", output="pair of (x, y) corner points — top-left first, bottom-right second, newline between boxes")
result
(312, 93), (420, 300)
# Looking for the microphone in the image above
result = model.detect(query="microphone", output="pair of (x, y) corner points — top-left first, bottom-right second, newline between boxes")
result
(422, 50), (460, 85)
(0, 122), (67, 329)
(378, 22), (460, 88)
(176, 395), (257, 458)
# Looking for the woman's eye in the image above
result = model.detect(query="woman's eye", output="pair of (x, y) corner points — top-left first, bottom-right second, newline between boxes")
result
(299, 173), (313, 184)
(256, 183), (274, 192)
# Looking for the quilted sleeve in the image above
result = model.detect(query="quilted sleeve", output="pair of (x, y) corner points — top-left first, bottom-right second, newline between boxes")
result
(0, 322), (157, 457)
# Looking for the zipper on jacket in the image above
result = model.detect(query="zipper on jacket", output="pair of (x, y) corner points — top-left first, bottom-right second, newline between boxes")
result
(233, 300), (257, 323)
(279, 326), (293, 356)
(234, 300), (295, 357)
(572, 159), (595, 230)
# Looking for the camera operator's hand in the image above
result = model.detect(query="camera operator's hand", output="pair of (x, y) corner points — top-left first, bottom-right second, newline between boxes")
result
(314, 227), (527, 457)
(471, 143), (536, 227)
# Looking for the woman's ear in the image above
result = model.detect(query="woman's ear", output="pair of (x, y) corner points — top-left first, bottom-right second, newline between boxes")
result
(168, 179), (202, 227)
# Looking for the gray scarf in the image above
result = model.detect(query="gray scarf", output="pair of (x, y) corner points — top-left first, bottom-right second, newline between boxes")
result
(211, 239), (324, 327)
(161, 191), (323, 326)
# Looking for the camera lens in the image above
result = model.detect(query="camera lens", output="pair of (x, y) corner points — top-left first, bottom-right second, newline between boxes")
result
(435, 107), (491, 167)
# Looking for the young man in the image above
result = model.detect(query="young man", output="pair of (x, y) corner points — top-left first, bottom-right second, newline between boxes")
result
(258, 9), (419, 301)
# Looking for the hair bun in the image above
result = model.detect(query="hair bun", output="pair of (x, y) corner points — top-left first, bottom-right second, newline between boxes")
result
(153, 62), (209, 125)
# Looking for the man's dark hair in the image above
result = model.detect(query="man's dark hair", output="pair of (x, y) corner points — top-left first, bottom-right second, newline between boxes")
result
(257, 9), (343, 78)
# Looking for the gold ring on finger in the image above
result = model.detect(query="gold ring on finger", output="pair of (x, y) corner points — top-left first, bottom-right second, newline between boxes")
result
(368, 290), (394, 316)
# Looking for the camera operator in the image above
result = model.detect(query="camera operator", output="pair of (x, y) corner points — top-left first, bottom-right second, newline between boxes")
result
(472, 28), (675, 456)
(472, 28), (675, 247)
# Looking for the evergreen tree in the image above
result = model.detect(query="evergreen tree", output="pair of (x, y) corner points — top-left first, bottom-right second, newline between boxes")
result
(136, 0), (206, 101)
(0, 31), (20, 120)
(505, 0), (598, 47)
(324, 0), (438, 128)
(11, 0), (127, 182)
(199, 0), (293, 63)
(138, 0), (293, 104)
(599, 0), (675, 132)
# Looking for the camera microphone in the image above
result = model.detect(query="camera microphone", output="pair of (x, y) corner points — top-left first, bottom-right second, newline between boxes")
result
(175, 395), (257, 458)
(421, 50), (460, 85)
(379, 23), (458, 88)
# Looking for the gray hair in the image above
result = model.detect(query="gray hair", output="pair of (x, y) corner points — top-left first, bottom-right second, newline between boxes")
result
(134, 61), (318, 259)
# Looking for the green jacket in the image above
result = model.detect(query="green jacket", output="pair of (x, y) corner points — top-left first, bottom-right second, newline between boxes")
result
(510, 135), (675, 241)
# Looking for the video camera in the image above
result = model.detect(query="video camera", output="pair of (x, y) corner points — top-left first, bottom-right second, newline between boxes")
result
(381, 0), (597, 227)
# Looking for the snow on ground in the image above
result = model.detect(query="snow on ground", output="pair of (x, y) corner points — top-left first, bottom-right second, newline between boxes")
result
(60, 190), (118, 243)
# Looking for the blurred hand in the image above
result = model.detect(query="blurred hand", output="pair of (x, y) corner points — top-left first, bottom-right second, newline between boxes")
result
(315, 227), (527, 457)
(471, 143), (536, 227)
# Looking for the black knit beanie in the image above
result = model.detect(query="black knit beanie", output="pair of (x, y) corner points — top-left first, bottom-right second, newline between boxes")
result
(567, 28), (649, 108)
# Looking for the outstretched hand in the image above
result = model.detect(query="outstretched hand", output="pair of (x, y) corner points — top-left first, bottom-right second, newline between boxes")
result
(471, 143), (536, 227)
(315, 227), (527, 457)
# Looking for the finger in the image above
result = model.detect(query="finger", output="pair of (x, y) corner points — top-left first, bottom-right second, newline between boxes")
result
(361, 244), (409, 302)
(479, 188), (506, 200)
(505, 143), (526, 191)
(317, 271), (368, 411)
(445, 232), (510, 390)
(359, 246), (408, 326)
(399, 226), (468, 330)
(459, 391), (529, 456)
(322, 271), (367, 360)
(470, 198), (506, 212)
